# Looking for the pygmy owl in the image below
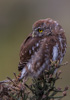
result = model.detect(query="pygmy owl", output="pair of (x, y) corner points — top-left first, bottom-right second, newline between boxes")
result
(18, 18), (67, 80)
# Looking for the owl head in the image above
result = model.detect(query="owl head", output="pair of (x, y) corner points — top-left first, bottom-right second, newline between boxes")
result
(32, 18), (64, 37)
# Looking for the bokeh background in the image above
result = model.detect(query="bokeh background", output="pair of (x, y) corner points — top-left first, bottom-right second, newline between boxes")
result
(0, 0), (70, 99)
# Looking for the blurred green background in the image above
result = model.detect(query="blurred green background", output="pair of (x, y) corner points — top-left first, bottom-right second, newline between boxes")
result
(0, 0), (70, 99)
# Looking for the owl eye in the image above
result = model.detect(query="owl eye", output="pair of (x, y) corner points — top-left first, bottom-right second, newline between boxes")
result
(38, 29), (43, 33)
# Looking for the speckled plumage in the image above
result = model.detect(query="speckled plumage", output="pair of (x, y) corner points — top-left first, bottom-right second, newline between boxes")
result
(18, 18), (67, 79)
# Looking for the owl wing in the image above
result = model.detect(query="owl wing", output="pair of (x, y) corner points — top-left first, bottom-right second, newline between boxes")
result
(18, 33), (41, 71)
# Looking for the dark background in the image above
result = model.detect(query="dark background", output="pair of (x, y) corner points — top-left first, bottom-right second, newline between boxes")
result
(0, 0), (70, 99)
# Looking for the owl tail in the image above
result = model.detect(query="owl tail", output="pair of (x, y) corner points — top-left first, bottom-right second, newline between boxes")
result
(18, 67), (27, 80)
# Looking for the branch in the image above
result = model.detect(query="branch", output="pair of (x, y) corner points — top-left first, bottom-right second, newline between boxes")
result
(0, 61), (68, 100)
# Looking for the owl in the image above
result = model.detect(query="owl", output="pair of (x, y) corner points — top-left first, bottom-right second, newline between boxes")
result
(18, 18), (67, 80)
